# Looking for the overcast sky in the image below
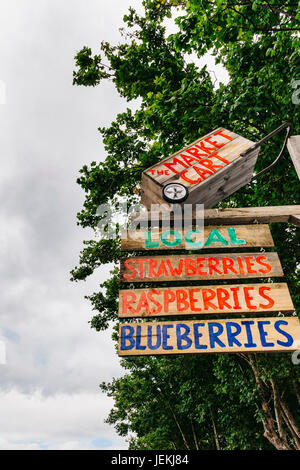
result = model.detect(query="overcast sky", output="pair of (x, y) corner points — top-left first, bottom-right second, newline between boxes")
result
(0, 0), (228, 450)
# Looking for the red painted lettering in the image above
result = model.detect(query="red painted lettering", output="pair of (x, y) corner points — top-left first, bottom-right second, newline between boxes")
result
(148, 290), (162, 314)
(166, 259), (183, 277)
(236, 256), (245, 275)
(188, 289), (201, 312)
(213, 129), (233, 141)
(256, 256), (272, 274)
(210, 152), (230, 164)
(195, 141), (216, 153)
(243, 287), (257, 309)
(148, 258), (159, 278)
(244, 256), (257, 274)
(176, 290), (189, 312)
(198, 159), (223, 172)
(136, 292), (150, 314)
(137, 259), (147, 279)
(202, 289), (217, 310)
(222, 257), (238, 275)
(123, 259), (137, 280)
(181, 170), (201, 184)
(217, 288), (232, 309)
(180, 153), (200, 165)
(164, 290), (176, 313)
(204, 136), (225, 149)
(163, 157), (189, 174)
(184, 259), (197, 276)
(156, 259), (170, 278)
(208, 258), (222, 275)
(122, 292), (137, 314)
(230, 287), (242, 310)
(197, 258), (207, 275)
(258, 286), (275, 309)
(193, 165), (214, 179)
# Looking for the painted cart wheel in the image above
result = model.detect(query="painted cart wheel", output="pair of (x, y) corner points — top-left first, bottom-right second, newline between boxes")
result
(162, 183), (189, 203)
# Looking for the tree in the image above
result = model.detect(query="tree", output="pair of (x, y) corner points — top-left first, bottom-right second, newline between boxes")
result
(72, 0), (300, 449)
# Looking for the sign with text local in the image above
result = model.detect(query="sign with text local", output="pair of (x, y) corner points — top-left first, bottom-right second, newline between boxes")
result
(141, 128), (260, 208)
(121, 224), (274, 251)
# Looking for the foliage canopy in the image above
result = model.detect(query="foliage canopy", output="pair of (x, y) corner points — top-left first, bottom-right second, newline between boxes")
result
(72, 0), (300, 450)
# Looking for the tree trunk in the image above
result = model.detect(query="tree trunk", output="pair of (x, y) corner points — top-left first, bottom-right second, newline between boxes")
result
(248, 355), (291, 450)
(210, 407), (221, 450)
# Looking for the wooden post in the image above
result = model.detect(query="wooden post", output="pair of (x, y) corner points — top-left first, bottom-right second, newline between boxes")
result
(131, 205), (300, 227)
(287, 136), (300, 181)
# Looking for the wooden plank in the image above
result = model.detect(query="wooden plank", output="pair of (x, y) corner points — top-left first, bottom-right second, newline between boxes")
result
(121, 224), (274, 251)
(119, 282), (294, 318)
(132, 205), (300, 226)
(120, 252), (284, 283)
(180, 149), (257, 208)
(118, 317), (300, 356)
(287, 136), (300, 180)
(289, 215), (300, 228)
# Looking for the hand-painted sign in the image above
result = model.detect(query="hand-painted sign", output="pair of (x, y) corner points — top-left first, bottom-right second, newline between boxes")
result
(121, 224), (274, 251)
(119, 317), (300, 356)
(119, 283), (294, 318)
(120, 252), (283, 283)
(141, 128), (260, 208)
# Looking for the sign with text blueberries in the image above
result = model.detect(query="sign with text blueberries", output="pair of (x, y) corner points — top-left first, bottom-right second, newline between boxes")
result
(119, 283), (294, 318)
(118, 317), (300, 356)
(120, 252), (283, 283)
(120, 224), (274, 251)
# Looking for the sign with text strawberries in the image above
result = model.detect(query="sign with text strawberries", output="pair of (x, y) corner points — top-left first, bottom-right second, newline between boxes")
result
(120, 252), (283, 283)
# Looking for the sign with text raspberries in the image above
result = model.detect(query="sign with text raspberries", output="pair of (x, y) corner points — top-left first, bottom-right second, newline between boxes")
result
(119, 283), (293, 318)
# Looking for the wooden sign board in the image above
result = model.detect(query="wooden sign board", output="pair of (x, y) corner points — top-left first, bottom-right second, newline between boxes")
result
(119, 283), (294, 318)
(120, 252), (283, 283)
(121, 224), (274, 251)
(141, 128), (260, 209)
(118, 317), (300, 356)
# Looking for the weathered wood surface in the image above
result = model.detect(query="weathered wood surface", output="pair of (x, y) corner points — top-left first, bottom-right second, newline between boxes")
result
(132, 205), (300, 226)
(121, 224), (274, 251)
(119, 282), (294, 318)
(118, 316), (300, 356)
(290, 215), (300, 228)
(120, 252), (283, 283)
(141, 128), (259, 209)
(287, 136), (300, 181)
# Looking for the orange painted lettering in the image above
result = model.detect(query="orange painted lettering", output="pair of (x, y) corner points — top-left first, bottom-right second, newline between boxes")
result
(258, 286), (275, 309)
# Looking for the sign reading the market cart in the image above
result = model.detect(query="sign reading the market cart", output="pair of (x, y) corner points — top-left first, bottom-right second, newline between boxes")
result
(118, 317), (300, 356)
(121, 224), (274, 251)
(141, 128), (260, 209)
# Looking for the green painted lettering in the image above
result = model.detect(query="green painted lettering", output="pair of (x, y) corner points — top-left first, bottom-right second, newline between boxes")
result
(227, 227), (246, 245)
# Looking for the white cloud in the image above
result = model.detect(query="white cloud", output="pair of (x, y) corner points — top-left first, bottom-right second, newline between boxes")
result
(0, 0), (229, 450)
(0, 390), (127, 449)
